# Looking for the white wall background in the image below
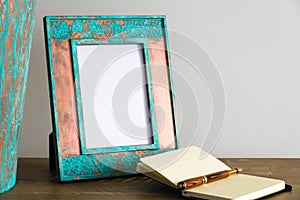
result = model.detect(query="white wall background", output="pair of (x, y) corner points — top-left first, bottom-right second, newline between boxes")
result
(20, 0), (300, 158)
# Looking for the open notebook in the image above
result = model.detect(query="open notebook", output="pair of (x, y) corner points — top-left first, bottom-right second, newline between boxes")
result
(136, 146), (285, 200)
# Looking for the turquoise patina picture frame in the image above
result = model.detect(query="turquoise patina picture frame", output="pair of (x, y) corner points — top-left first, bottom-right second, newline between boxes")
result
(44, 16), (178, 181)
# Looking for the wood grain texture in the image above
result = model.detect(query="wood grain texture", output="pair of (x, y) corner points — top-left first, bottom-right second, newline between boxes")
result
(0, 0), (35, 193)
(0, 158), (298, 199)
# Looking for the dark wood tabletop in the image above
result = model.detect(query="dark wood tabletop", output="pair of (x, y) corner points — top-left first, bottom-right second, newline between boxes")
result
(1, 158), (299, 199)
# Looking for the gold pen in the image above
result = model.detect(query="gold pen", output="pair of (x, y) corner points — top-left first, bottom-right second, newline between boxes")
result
(177, 168), (242, 190)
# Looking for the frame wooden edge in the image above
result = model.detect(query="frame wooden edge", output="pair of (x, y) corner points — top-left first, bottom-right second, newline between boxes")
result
(162, 17), (180, 148)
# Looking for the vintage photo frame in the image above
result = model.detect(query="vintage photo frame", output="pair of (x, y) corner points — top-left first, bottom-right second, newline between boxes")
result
(44, 16), (178, 181)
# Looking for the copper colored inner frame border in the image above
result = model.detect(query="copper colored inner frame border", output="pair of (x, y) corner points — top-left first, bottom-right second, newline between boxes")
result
(51, 35), (176, 158)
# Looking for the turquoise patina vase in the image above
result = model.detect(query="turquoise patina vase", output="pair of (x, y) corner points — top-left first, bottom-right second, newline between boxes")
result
(0, 0), (35, 193)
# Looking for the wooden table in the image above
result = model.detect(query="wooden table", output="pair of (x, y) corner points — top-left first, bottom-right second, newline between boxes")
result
(1, 158), (299, 199)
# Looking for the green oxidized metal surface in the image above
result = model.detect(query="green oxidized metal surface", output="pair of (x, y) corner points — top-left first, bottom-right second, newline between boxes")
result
(0, 0), (35, 194)
(44, 16), (178, 181)
(48, 16), (164, 39)
(60, 149), (169, 181)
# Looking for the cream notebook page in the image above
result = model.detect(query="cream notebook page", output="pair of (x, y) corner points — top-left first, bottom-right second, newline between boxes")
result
(138, 146), (230, 186)
(184, 174), (285, 200)
(138, 146), (285, 200)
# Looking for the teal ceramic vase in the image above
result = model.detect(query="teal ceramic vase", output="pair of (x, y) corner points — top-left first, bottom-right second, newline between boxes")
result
(0, 0), (35, 193)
